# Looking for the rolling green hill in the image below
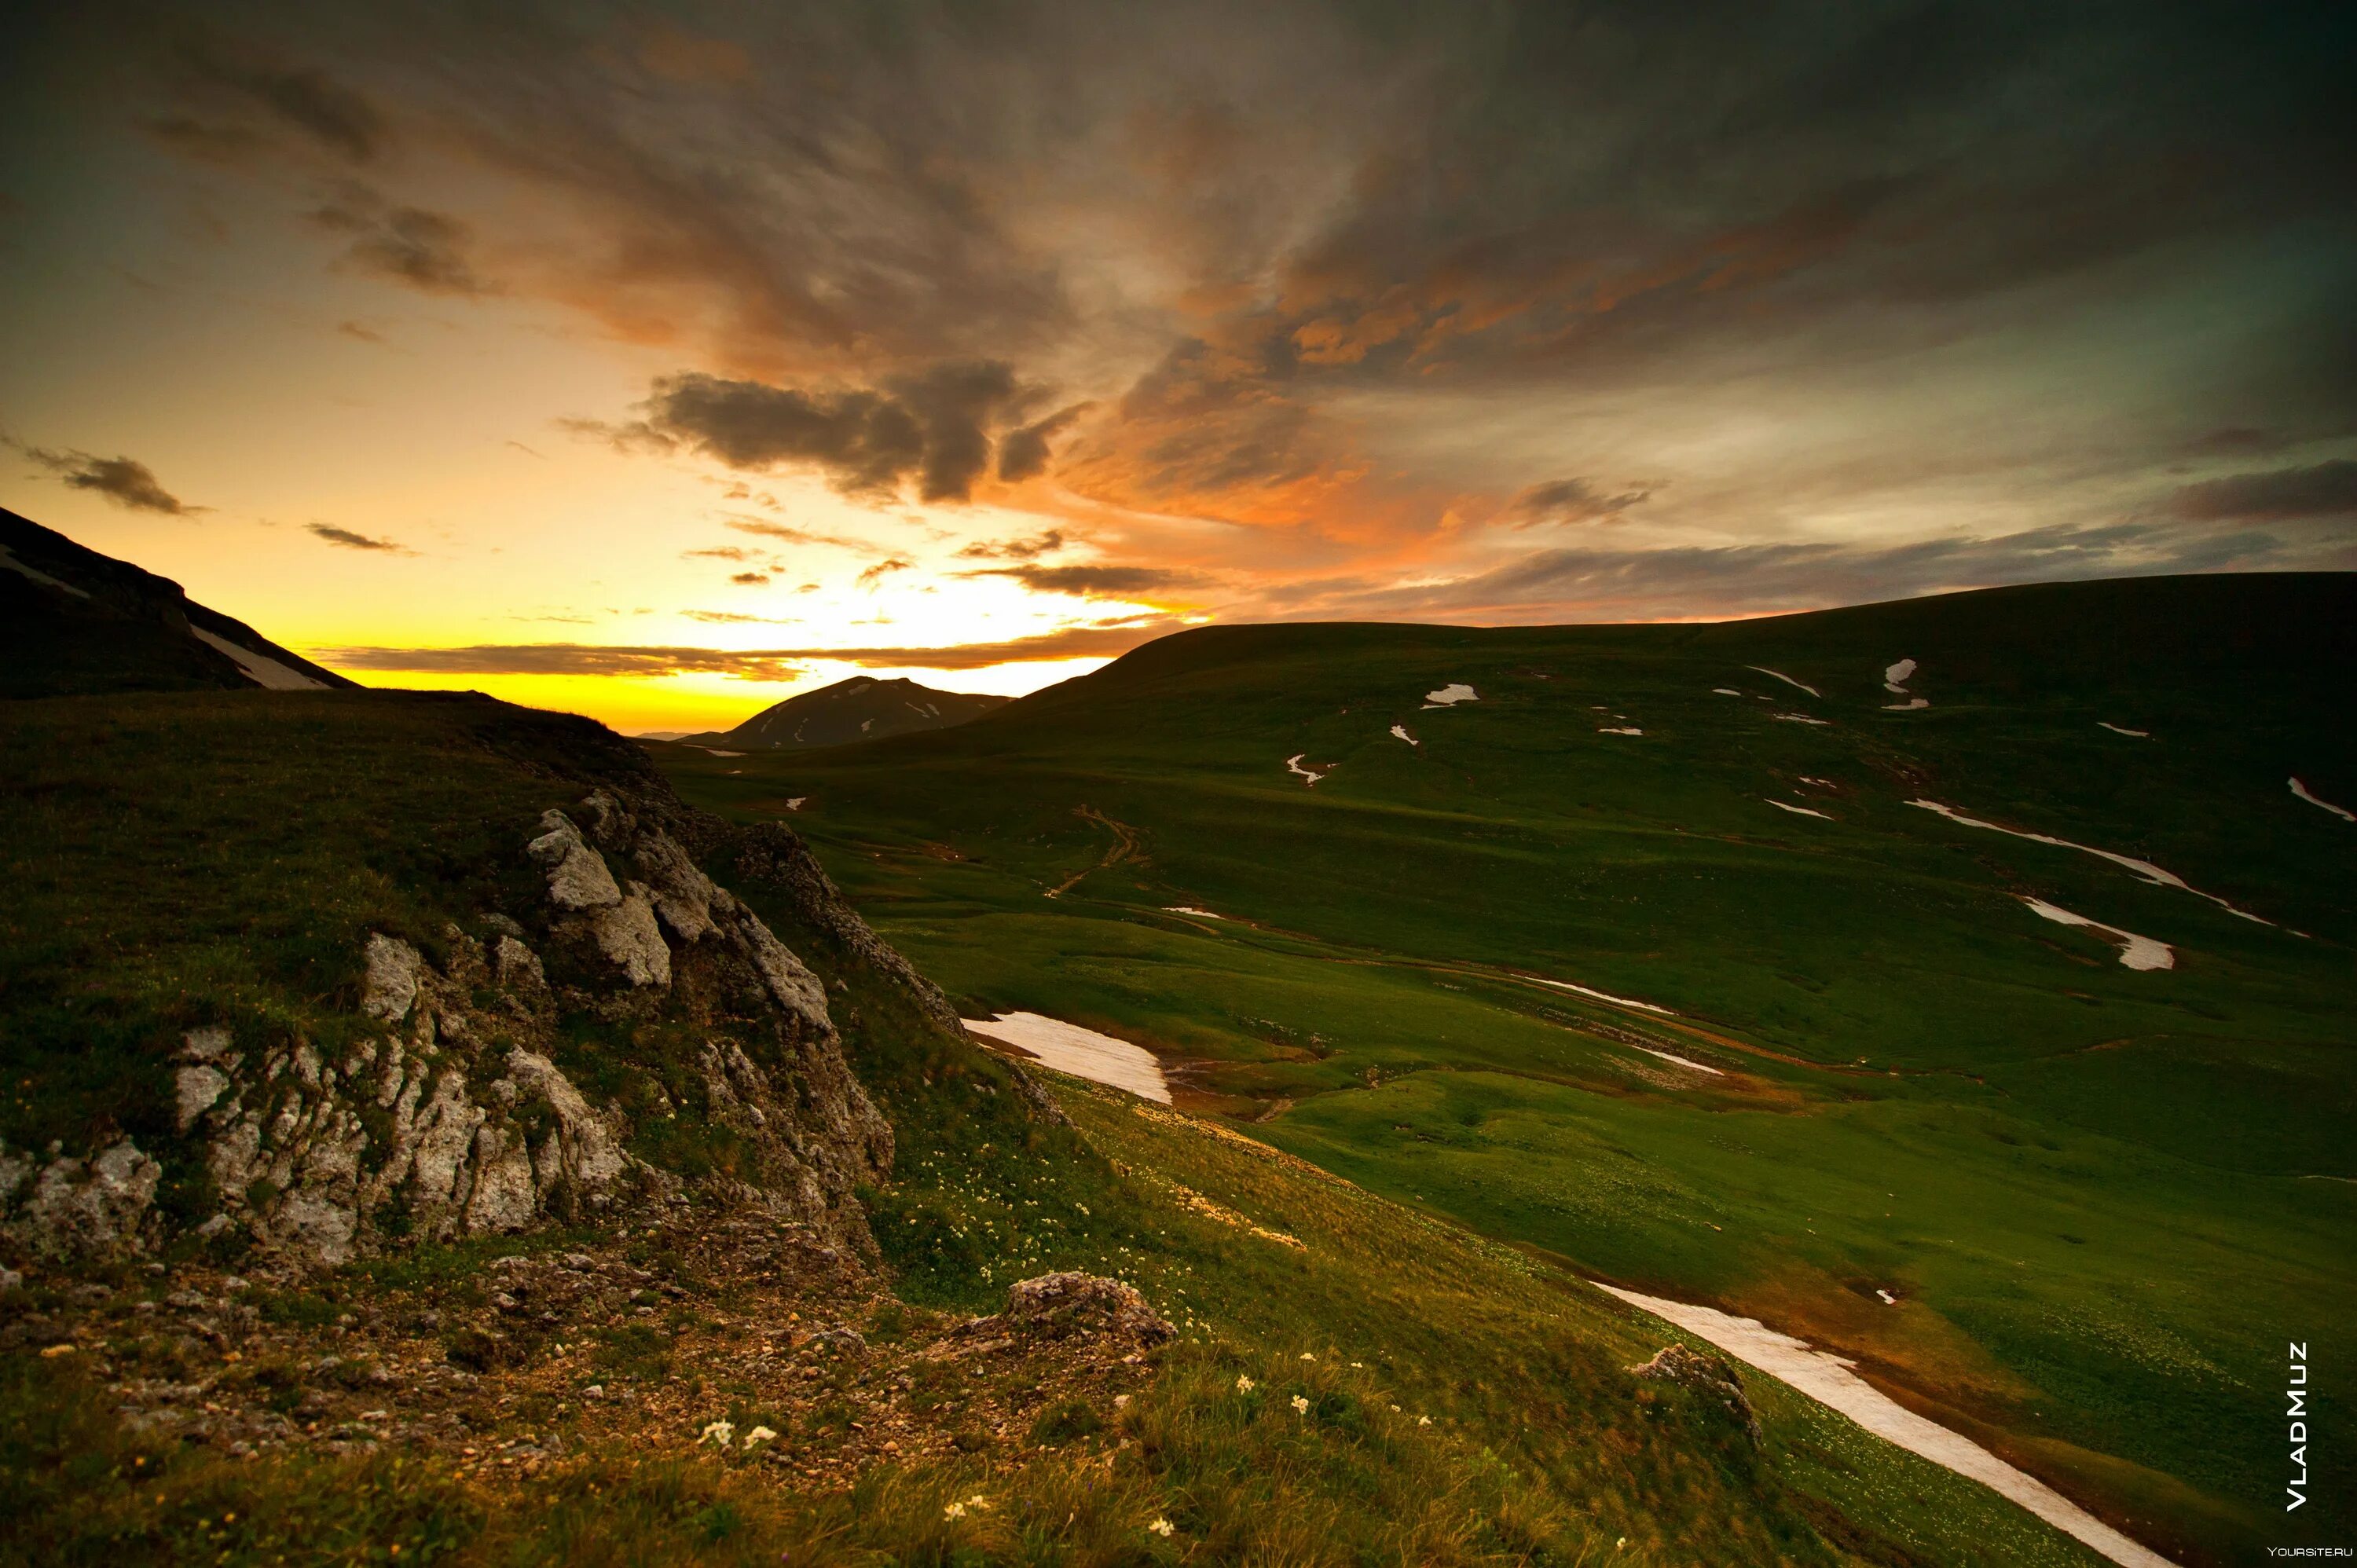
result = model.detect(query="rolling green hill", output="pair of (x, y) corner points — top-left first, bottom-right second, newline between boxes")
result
(653, 573), (2357, 1563)
(0, 517), (2125, 1566)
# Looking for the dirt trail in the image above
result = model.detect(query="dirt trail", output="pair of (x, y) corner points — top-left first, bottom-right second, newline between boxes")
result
(1046, 806), (1142, 898)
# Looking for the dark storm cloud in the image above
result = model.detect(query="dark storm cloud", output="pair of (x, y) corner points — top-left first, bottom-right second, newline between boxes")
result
(177, 40), (386, 162)
(604, 363), (1028, 503)
(967, 564), (1206, 598)
(856, 556), (915, 588)
(1505, 478), (1651, 528)
(306, 522), (405, 551)
(957, 529), (1065, 561)
(15, 444), (201, 515)
(996, 402), (1090, 482)
(2166, 460), (2357, 522)
(309, 192), (493, 296)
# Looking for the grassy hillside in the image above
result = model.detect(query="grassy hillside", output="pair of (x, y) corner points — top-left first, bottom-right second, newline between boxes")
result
(653, 573), (2357, 1563)
(0, 685), (2106, 1566)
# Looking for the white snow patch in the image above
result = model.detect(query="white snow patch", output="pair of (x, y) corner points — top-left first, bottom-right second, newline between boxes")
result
(1521, 975), (1677, 1016)
(783, 797), (807, 811)
(1713, 687), (1741, 696)
(860, 718), (873, 733)
(1875, 1289), (1897, 1306)
(189, 628), (328, 691)
(2098, 723), (2150, 738)
(0, 544), (90, 597)
(962, 1013), (1171, 1104)
(1598, 726), (1644, 736)
(1747, 666), (1820, 697)
(1770, 712), (1829, 726)
(1766, 800), (1831, 819)
(2290, 777), (2355, 822)
(694, 748), (745, 757)
(1881, 658), (1928, 709)
(1633, 1046), (1723, 1076)
(2020, 898), (2174, 971)
(1390, 724), (1419, 746)
(1595, 1284), (2180, 1568)
(1164, 907), (1222, 919)
(1285, 754), (1334, 786)
(1910, 800), (2271, 925)
(1422, 683), (1479, 708)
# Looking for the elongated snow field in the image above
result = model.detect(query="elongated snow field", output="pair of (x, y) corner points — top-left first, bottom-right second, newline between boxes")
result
(962, 1012), (1172, 1104)
(190, 628), (328, 691)
(2021, 897), (2174, 970)
(1596, 1284), (2179, 1568)
(2290, 776), (2355, 822)
(1910, 799), (2271, 925)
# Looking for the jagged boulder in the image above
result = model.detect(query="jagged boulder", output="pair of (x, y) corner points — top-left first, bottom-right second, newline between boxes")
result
(969, 1271), (1175, 1345)
(1629, 1343), (1763, 1447)
(0, 1138), (161, 1259)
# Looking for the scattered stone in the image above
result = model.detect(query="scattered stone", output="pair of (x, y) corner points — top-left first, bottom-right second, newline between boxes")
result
(973, 1273), (1175, 1346)
(1628, 1343), (1762, 1447)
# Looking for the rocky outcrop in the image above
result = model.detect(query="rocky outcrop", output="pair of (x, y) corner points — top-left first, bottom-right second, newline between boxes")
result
(960, 1271), (1175, 1346)
(0, 1138), (161, 1259)
(720, 817), (1068, 1124)
(0, 788), (906, 1275)
(724, 821), (964, 1035)
(1629, 1343), (1763, 1448)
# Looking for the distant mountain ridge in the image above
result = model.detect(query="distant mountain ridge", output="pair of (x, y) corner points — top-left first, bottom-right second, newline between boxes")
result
(2, 507), (356, 697)
(677, 675), (1006, 751)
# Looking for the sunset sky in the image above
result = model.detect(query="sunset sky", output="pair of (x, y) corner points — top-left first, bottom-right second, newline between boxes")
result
(3, 2), (2352, 731)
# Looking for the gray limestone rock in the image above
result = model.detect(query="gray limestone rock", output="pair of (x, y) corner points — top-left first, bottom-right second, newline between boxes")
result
(632, 827), (717, 943)
(530, 812), (623, 910)
(8, 1140), (161, 1259)
(174, 1064), (230, 1133)
(361, 934), (423, 1022)
(492, 934), (545, 991)
(590, 888), (672, 987)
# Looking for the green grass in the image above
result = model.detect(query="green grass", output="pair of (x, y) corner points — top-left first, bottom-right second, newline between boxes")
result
(652, 573), (2357, 1560)
(0, 676), (2156, 1564)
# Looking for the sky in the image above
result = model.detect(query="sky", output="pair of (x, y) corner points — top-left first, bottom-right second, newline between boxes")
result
(3, 1), (2352, 733)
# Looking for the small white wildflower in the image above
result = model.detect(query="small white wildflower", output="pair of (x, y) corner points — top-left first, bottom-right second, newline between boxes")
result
(967, 1494), (988, 1508)
(1290, 1394), (1310, 1415)
(1417, 1415), (1431, 1427)
(743, 1426), (777, 1448)
(944, 1502), (967, 1520)
(699, 1420), (735, 1447)
(1349, 1361), (1363, 1368)
(1298, 1351), (1315, 1361)
(1149, 1518), (1175, 1537)
(1234, 1374), (1254, 1392)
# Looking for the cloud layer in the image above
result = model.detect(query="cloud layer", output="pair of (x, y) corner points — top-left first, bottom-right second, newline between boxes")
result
(15, 0), (2357, 666)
